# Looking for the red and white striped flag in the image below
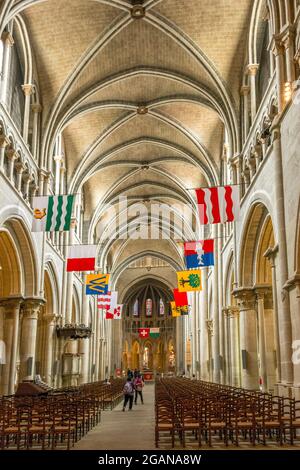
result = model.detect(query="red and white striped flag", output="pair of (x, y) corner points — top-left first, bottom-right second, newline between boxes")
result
(97, 293), (111, 310)
(195, 185), (240, 225)
(97, 291), (118, 311)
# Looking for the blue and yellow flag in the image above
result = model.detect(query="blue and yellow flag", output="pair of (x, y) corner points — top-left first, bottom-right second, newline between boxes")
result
(86, 274), (110, 295)
(177, 269), (202, 292)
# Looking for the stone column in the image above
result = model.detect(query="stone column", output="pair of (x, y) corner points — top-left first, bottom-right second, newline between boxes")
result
(21, 84), (34, 144)
(0, 297), (22, 395)
(283, 31), (295, 83)
(264, 246), (281, 383)
(212, 225), (220, 382)
(31, 104), (42, 160)
(191, 291), (197, 376)
(222, 308), (230, 384)
(0, 32), (14, 106)
(6, 148), (17, 182)
(15, 161), (25, 192)
(272, 39), (285, 112)
(79, 292), (90, 385)
(255, 287), (269, 391)
(200, 267), (209, 380)
(23, 172), (33, 201)
(0, 134), (9, 172)
(240, 85), (250, 140)
(271, 124), (293, 388)
(60, 165), (66, 195)
(206, 319), (214, 382)
(53, 154), (62, 194)
(247, 64), (259, 122)
(229, 307), (240, 387)
(19, 298), (43, 381)
(218, 225), (225, 383)
(43, 313), (57, 386)
(195, 291), (201, 378)
(65, 218), (76, 324)
(234, 288), (259, 389)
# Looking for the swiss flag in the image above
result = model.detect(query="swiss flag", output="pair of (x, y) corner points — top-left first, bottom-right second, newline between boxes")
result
(138, 328), (150, 338)
(173, 288), (188, 307)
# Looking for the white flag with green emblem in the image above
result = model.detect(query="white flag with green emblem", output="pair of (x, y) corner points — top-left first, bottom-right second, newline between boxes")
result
(32, 195), (75, 232)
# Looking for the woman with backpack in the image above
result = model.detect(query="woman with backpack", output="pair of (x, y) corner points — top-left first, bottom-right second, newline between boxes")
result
(122, 378), (134, 411)
(134, 373), (144, 405)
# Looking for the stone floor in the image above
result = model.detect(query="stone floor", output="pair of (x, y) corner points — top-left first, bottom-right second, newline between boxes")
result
(73, 382), (156, 450)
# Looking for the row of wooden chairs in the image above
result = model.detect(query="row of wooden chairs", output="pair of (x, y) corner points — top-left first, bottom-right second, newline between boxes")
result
(0, 379), (125, 450)
(155, 378), (300, 448)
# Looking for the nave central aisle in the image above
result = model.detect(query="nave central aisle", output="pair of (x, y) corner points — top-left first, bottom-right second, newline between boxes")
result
(74, 383), (156, 450)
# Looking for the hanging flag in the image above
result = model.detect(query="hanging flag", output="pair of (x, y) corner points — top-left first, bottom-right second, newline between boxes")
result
(106, 304), (122, 319)
(145, 298), (152, 317)
(177, 269), (202, 292)
(159, 298), (164, 315)
(133, 298), (139, 316)
(173, 288), (188, 307)
(98, 292), (111, 310)
(171, 301), (189, 317)
(195, 185), (240, 225)
(32, 195), (74, 232)
(171, 301), (181, 317)
(97, 291), (117, 310)
(86, 274), (110, 295)
(150, 327), (160, 338)
(138, 328), (150, 339)
(66, 245), (97, 272)
(184, 240), (214, 269)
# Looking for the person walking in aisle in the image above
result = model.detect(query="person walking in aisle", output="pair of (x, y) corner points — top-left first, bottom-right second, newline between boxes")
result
(134, 373), (144, 405)
(123, 378), (134, 411)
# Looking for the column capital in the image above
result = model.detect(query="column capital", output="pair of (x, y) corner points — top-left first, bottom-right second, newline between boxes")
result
(263, 244), (279, 267)
(31, 103), (42, 113)
(22, 171), (33, 183)
(254, 284), (272, 300)
(22, 297), (45, 317)
(43, 313), (58, 324)
(6, 148), (18, 161)
(21, 84), (34, 96)
(15, 161), (26, 174)
(270, 36), (285, 56)
(230, 153), (242, 168)
(222, 305), (240, 318)
(53, 154), (63, 162)
(206, 319), (214, 336)
(240, 85), (250, 95)
(280, 24), (295, 49)
(0, 296), (24, 309)
(283, 273), (300, 296)
(233, 287), (256, 310)
(0, 134), (10, 148)
(1, 31), (14, 46)
(246, 63), (259, 76)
